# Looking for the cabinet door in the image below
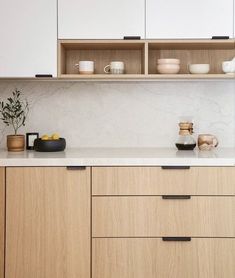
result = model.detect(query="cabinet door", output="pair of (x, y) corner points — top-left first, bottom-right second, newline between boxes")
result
(93, 238), (235, 278)
(5, 167), (90, 278)
(58, 0), (145, 39)
(146, 0), (233, 39)
(0, 168), (5, 278)
(0, 0), (57, 77)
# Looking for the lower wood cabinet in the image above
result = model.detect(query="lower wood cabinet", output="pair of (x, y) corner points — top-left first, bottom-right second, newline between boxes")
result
(93, 196), (235, 237)
(93, 238), (235, 278)
(0, 166), (234, 278)
(0, 168), (5, 278)
(5, 167), (91, 278)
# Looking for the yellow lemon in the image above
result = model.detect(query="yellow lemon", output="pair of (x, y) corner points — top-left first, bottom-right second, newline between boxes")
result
(52, 133), (60, 140)
(41, 135), (49, 140)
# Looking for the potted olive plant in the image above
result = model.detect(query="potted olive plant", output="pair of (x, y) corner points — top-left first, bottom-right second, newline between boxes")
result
(0, 89), (29, 151)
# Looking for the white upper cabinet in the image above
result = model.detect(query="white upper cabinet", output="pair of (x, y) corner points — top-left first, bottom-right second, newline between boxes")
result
(146, 0), (234, 39)
(0, 0), (57, 77)
(58, 0), (145, 39)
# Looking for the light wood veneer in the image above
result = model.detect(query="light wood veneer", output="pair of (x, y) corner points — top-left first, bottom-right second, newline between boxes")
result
(92, 166), (235, 195)
(93, 196), (235, 237)
(93, 238), (235, 278)
(5, 167), (91, 278)
(0, 168), (5, 278)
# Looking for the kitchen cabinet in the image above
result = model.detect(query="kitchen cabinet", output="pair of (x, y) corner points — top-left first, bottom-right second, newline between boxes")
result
(92, 166), (235, 278)
(58, 0), (145, 39)
(0, 168), (4, 278)
(0, 0), (57, 77)
(5, 167), (90, 278)
(93, 238), (235, 278)
(58, 39), (235, 80)
(146, 0), (234, 39)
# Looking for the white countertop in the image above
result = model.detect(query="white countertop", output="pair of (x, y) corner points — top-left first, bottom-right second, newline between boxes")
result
(1, 147), (235, 166)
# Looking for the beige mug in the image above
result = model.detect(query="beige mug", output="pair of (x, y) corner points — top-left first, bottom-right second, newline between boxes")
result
(75, 61), (94, 74)
(104, 61), (124, 74)
(198, 134), (218, 151)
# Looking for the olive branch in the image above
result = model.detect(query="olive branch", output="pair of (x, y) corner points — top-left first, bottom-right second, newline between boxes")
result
(0, 89), (29, 135)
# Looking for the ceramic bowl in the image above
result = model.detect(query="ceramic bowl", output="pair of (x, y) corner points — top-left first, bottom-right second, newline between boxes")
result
(157, 64), (180, 74)
(189, 64), (210, 74)
(157, 58), (180, 65)
(34, 138), (66, 152)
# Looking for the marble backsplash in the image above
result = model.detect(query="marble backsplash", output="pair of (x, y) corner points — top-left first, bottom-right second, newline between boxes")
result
(0, 80), (234, 149)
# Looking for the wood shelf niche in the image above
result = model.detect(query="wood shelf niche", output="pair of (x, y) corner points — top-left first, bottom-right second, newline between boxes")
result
(58, 39), (235, 80)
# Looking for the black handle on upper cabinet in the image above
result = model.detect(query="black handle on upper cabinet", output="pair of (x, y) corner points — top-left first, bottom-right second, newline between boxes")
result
(211, 36), (229, 40)
(123, 36), (141, 40)
(35, 74), (53, 78)
(161, 166), (190, 170)
(162, 237), (191, 242)
(162, 195), (191, 200)
(66, 166), (86, 170)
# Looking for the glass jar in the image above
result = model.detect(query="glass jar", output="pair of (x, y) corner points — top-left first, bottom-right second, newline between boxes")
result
(175, 122), (196, 150)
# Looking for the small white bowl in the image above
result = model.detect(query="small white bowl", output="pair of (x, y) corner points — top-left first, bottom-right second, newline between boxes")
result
(157, 64), (180, 74)
(189, 64), (210, 74)
(158, 58), (180, 65)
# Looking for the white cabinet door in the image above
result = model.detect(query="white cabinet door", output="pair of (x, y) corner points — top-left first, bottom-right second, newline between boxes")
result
(58, 0), (145, 39)
(146, 0), (234, 39)
(0, 0), (57, 77)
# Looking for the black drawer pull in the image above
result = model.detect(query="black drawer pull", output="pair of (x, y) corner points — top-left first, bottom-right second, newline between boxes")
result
(162, 237), (191, 242)
(161, 166), (190, 170)
(162, 195), (191, 200)
(66, 166), (86, 170)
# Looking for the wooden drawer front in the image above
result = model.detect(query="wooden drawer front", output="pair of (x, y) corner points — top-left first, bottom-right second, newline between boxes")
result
(92, 167), (235, 195)
(92, 238), (235, 278)
(92, 196), (235, 237)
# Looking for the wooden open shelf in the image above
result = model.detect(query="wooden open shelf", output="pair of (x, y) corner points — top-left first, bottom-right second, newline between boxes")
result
(58, 39), (235, 80)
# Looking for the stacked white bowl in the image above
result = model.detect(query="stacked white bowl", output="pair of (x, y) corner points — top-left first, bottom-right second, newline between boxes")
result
(157, 58), (180, 74)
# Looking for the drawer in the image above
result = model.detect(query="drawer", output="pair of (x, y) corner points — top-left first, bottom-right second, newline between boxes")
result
(92, 196), (235, 237)
(92, 238), (235, 278)
(92, 167), (235, 195)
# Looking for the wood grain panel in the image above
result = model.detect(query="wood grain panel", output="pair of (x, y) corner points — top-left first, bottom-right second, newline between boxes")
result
(0, 168), (5, 278)
(92, 167), (235, 195)
(92, 196), (235, 237)
(93, 238), (235, 278)
(5, 167), (91, 278)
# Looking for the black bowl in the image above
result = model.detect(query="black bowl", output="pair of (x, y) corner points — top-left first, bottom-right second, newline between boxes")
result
(34, 138), (66, 152)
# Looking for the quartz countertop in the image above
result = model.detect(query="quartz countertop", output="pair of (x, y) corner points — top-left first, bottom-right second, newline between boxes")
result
(0, 148), (235, 166)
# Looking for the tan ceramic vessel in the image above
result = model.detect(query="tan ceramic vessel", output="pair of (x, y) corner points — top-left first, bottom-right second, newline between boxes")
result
(7, 135), (25, 152)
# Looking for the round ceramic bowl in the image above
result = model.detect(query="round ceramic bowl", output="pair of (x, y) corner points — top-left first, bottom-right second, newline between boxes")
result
(157, 58), (180, 65)
(189, 64), (210, 74)
(34, 138), (66, 152)
(157, 64), (180, 74)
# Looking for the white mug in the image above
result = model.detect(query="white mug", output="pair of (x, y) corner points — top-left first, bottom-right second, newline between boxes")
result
(104, 61), (124, 74)
(75, 61), (94, 74)
(222, 60), (235, 74)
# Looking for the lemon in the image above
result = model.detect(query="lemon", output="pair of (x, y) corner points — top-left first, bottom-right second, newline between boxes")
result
(52, 133), (60, 140)
(41, 135), (49, 140)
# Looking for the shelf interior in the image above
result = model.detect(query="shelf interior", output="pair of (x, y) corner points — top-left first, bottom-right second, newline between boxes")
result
(58, 40), (235, 79)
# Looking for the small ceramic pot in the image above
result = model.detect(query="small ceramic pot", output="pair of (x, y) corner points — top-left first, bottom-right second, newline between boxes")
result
(198, 134), (218, 151)
(7, 135), (25, 152)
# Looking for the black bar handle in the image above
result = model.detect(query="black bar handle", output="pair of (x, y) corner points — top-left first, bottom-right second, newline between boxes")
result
(67, 166), (86, 170)
(162, 237), (191, 242)
(161, 166), (190, 170)
(162, 195), (191, 200)
(35, 74), (53, 78)
(123, 36), (141, 40)
(211, 36), (229, 40)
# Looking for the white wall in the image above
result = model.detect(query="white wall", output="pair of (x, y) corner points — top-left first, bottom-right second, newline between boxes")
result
(0, 81), (234, 149)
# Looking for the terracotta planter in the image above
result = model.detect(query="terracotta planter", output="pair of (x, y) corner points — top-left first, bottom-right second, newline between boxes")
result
(7, 135), (25, 152)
